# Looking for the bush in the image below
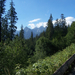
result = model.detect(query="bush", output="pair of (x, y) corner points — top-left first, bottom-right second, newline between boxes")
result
(15, 43), (75, 75)
(34, 37), (52, 60)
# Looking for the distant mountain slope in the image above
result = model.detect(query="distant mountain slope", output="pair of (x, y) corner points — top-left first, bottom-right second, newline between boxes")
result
(15, 26), (47, 39)
(32, 26), (46, 35)
(23, 27), (32, 39)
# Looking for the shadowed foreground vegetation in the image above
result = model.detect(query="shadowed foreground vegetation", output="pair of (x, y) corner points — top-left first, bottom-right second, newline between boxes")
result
(15, 43), (75, 75)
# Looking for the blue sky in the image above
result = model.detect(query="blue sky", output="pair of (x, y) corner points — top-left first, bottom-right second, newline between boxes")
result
(5, 0), (75, 30)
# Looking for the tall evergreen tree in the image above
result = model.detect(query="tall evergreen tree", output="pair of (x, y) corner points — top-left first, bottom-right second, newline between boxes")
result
(52, 14), (67, 50)
(29, 32), (35, 55)
(54, 14), (67, 37)
(59, 14), (67, 36)
(30, 32), (33, 42)
(7, 0), (18, 40)
(61, 14), (65, 25)
(66, 21), (75, 46)
(19, 25), (24, 39)
(46, 14), (54, 40)
(0, 0), (6, 42)
(1, 15), (9, 41)
(53, 19), (60, 38)
(61, 14), (67, 36)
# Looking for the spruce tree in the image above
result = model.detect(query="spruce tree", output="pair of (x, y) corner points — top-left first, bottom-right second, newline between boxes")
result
(54, 19), (60, 38)
(58, 14), (67, 36)
(66, 21), (75, 46)
(61, 14), (67, 36)
(7, 0), (18, 40)
(29, 32), (35, 55)
(46, 14), (54, 40)
(30, 32), (33, 41)
(19, 25), (24, 39)
(1, 15), (9, 41)
(0, 0), (6, 42)
(52, 14), (67, 50)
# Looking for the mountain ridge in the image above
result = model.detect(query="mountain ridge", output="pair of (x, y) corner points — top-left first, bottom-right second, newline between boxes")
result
(15, 26), (47, 39)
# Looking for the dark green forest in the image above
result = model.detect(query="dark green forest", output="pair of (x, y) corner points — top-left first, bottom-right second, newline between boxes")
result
(0, 0), (75, 75)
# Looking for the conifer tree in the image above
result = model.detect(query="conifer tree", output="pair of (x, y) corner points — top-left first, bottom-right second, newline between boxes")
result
(58, 14), (67, 37)
(61, 14), (67, 36)
(1, 15), (9, 41)
(46, 14), (54, 40)
(30, 32), (33, 41)
(52, 14), (67, 50)
(66, 21), (75, 46)
(29, 32), (35, 55)
(7, 0), (18, 40)
(19, 25), (24, 39)
(53, 19), (60, 38)
(54, 14), (67, 37)
(0, 0), (6, 42)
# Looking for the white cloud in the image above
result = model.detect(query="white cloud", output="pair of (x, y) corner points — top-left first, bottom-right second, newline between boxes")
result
(52, 20), (56, 25)
(28, 24), (35, 29)
(29, 18), (41, 23)
(28, 22), (47, 29)
(52, 17), (75, 26)
(43, 22), (47, 27)
(65, 17), (75, 25)
(36, 22), (47, 28)
(28, 17), (75, 29)
(36, 22), (43, 28)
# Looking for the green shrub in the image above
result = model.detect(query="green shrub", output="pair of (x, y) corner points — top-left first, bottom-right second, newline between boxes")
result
(15, 43), (75, 75)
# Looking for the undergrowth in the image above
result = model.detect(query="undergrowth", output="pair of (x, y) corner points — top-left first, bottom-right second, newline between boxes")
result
(15, 43), (75, 75)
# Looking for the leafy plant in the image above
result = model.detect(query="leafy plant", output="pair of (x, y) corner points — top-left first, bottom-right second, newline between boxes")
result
(15, 43), (75, 75)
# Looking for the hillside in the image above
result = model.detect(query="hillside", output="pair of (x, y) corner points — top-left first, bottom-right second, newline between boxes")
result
(15, 43), (75, 75)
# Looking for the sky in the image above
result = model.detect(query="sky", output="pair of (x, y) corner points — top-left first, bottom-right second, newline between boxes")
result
(5, 0), (75, 30)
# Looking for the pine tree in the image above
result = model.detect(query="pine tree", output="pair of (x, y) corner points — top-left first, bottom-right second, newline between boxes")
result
(61, 14), (67, 36)
(7, 0), (18, 40)
(1, 15), (9, 41)
(29, 32), (35, 55)
(19, 25), (24, 39)
(0, 0), (6, 42)
(30, 32), (33, 41)
(53, 19), (60, 38)
(52, 14), (67, 50)
(46, 14), (54, 40)
(58, 14), (67, 36)
(66, 21), (75, 46)
(54, 14), (67, 37)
